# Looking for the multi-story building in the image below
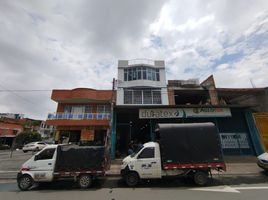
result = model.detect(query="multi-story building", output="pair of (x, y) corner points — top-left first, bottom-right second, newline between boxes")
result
(38, 121), (55, 139)
(116, 59), (169, 105)
(46, 88), (112, 145)
(112, 59), (169, 157)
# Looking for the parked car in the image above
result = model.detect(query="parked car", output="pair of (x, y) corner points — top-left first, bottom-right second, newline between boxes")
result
(257, 152), (268, 171)
(22, 142), (47, 153)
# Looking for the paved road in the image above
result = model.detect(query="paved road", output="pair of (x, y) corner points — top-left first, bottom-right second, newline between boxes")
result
(1, 179), (268, 200)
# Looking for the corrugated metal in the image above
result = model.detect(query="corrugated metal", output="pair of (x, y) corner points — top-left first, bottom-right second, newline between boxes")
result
(253, 113), (268, 151)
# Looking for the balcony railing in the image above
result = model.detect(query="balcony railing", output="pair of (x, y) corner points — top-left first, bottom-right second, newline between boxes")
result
(47, 113), (111, 120)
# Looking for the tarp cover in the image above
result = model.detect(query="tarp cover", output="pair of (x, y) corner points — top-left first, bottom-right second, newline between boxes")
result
(54, 145), (105, 172)
(157, 123), (223, 165)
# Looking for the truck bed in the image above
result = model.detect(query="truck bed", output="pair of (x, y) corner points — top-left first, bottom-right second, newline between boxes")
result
(54, 145), (107, 172)
(157, 123), (225, 169)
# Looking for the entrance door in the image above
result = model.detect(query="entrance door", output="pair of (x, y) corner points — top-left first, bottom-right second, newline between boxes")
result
(254, 113), (268, 151)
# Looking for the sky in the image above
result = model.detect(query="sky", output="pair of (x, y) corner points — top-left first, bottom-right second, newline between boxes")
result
(0, 0), (268, 120)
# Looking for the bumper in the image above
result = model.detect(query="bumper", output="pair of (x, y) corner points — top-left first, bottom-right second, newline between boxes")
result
(120, 166), (129, 177)
(257, 160), (268, 170)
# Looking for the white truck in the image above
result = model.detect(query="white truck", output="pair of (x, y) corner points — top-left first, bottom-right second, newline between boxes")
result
(121, 123), (226, 186)
(17, 144), (109, 191)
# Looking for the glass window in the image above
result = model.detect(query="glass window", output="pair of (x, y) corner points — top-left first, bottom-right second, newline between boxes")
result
(152, 91), (162, 104)
(35, 148), (55, 161)
(128, 68), (133, 81)
(143, 90), (152, 104)
(97, 105), (111, 113)
(147, 68), (152, 80)
(142, 67), (147, 80)
(124, 90), (133, 104)
(137, 67), (142, 80)
(85, 105), (92, 113)
(124, 69), (128, 81)
(64, 105), (72, 113)
(133, 90), (142, 104)
(156, 69), (160, 81)
(138, 147), (155, 159)
(152, 69), (156, 81)
(132, 68), (137, 80)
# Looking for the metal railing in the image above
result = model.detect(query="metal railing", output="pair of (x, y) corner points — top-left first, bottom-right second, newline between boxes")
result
(47, 112), (111, 120)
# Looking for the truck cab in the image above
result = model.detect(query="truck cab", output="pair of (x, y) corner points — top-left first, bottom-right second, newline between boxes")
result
(121, 142), (162, 186)
(17, 145), (58, 190)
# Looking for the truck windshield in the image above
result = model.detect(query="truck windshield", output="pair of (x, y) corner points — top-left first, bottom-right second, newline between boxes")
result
(130, 145), (144, 158)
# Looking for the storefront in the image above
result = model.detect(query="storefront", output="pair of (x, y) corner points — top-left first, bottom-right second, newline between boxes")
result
(114, 106), (262, 158)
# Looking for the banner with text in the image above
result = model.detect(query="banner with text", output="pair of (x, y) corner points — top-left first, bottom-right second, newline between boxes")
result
(139, 107), (231, 119)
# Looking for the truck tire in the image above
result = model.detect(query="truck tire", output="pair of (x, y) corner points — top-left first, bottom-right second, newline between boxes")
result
(17, 174), (33, 191)
(23, 150), (27, 153)
(125, 172), (139, 187)
(193, 171), (208, 186)
(78, 174), (92, 189)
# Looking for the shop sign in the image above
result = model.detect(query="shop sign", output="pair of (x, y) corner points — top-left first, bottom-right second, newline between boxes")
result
(139, 108), (231, 119)
(220, 133), (250, 149)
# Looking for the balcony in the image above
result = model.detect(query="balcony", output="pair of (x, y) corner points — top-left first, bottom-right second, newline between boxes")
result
(46, 112), (111, 127)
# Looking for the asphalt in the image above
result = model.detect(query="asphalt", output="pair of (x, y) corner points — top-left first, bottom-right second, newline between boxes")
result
(0, 150), (266, 181)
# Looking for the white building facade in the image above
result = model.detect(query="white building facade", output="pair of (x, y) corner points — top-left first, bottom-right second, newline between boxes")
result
(116, 59), (169, 105)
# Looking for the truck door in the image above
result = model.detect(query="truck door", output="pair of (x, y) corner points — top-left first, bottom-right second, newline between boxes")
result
(32, 148), (56, 182)
(135, 147), (161, 179)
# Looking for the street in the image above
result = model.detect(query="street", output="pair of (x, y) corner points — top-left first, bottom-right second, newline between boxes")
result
(0, 150), (268, 199)
(1, 179), (268, 200)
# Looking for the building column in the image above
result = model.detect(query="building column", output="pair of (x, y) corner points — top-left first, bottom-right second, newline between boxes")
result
(111, 111), (117, 160)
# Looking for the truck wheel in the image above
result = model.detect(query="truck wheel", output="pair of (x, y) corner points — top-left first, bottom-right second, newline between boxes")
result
(193, 171), (208, 186)
(125, 172), (139, 187)
(18, 175), (33, 191)
(78, 174), (92, 189)
(23, 150), (27, 153)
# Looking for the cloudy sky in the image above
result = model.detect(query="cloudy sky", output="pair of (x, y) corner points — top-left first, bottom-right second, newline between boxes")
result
(0, 0), (268, 119)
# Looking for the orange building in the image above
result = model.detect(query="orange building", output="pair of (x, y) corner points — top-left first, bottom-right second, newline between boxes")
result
(0, 120), (23, 147)
(46, 88), (113, 145)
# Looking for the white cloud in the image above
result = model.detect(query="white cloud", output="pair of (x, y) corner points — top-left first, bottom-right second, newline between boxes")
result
(0, 0), (268, 119)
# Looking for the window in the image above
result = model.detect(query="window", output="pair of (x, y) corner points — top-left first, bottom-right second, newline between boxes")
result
(35, 148), (55, 161)
(85, 106), (92, 113)
(142, 67), (147, 80)
(97, 105), (111, 113)
(124, 90), (133, 104)
(138, 147), (155, 159)
(143, 90), (152, 104)
(156, 69), (160, 81)
(152, 91), (162, 104)
(128, 68), (133, 81)
(64, 105), (72, 113)
(137, 67), (142, 79)
(133, 90), (142, 104)
(124, 69), (128, 81)
(124, 89), (162, 104)
(123, 66), (160, 82)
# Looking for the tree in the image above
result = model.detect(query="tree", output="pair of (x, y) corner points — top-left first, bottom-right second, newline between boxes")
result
(15, 131), (42, 148)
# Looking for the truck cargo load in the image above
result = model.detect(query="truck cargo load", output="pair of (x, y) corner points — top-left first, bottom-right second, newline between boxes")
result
(156, 123), (223, 166)
(54, 145), (106, 172)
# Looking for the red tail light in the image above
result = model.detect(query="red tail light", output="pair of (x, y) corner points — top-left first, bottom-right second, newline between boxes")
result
(21, 168), (30, 171)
